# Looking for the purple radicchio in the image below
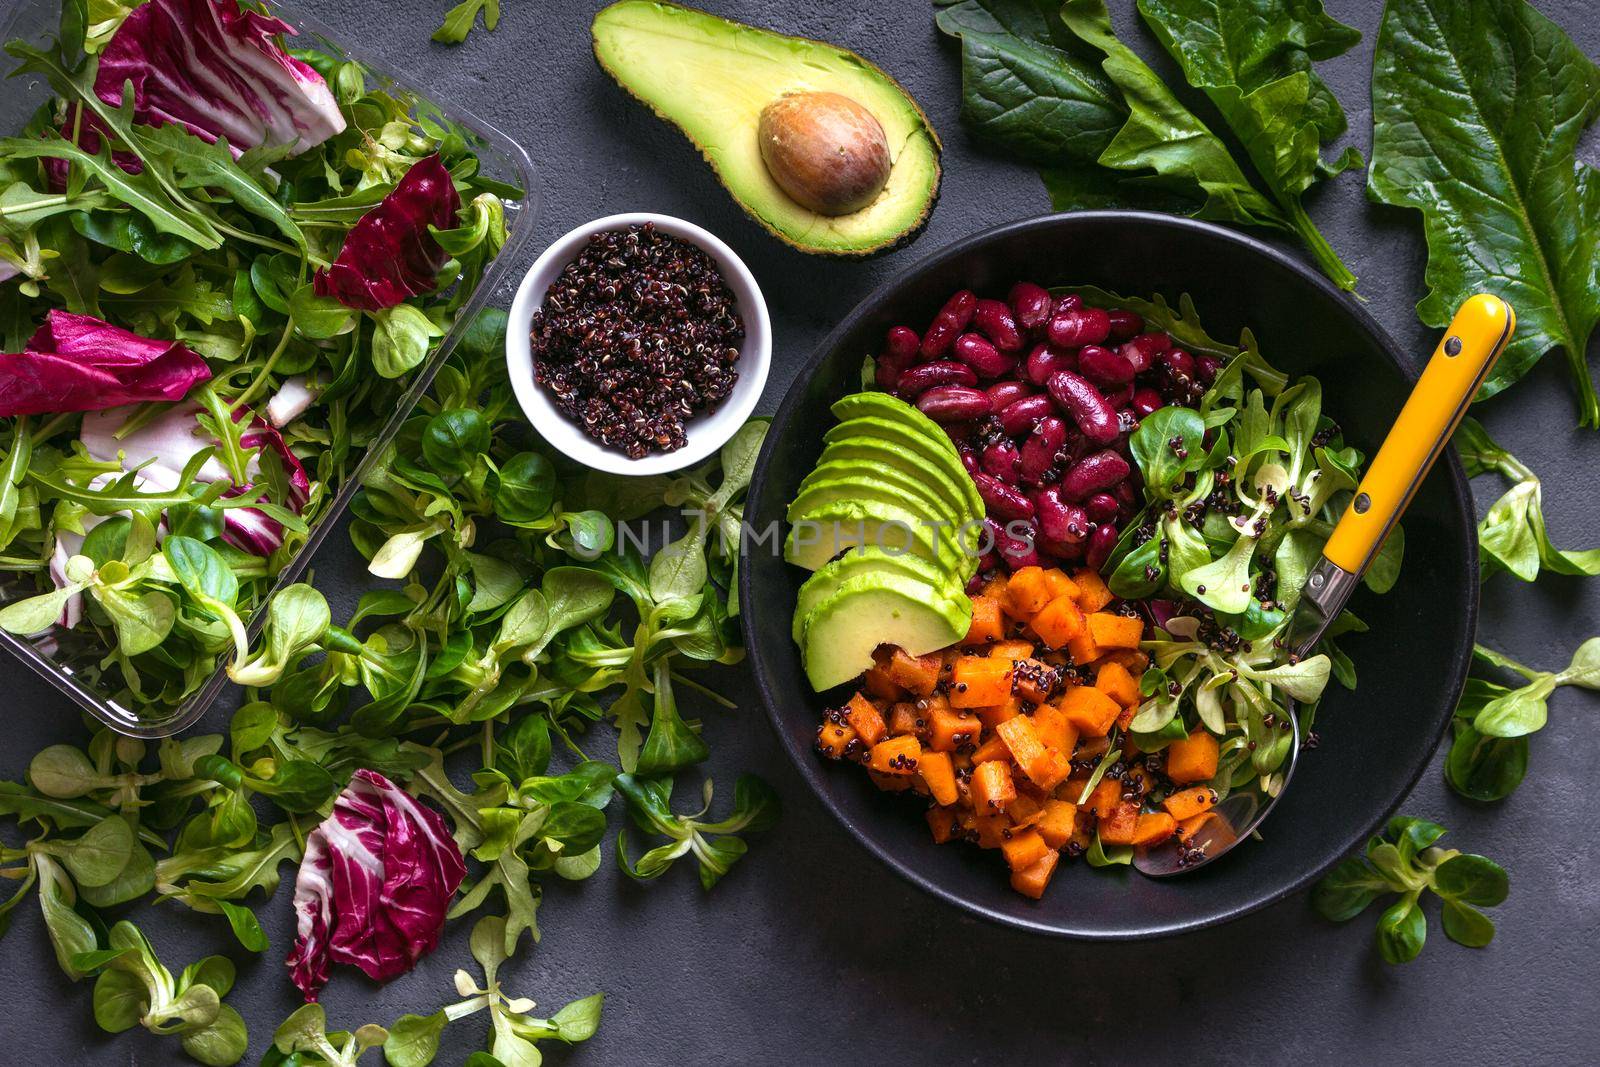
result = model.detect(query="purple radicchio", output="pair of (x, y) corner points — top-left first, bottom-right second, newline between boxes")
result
(285, 769), (466, 1001)
(48, 0), (345, 186)
(0, 310), (211, 417)
(313, 154), (462, 311)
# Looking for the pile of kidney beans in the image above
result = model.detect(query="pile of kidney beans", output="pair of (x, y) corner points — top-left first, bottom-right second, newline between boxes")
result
(875, 283), (1221, 584)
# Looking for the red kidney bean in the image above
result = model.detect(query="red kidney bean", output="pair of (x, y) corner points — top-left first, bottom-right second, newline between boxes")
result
(986, 380), (1034, 410)
(981, 439), (1021, 483)
(1018, 415), (1067, 486)
(1106, 308), (1144, 342)
(953, 332), (1015, 377)
(974, 299), (1025, 353)
(958, 445), (979, 475)
(885, 325), (921, 363)
(1026, 343), (1074, 386)
(917, 385), (993, 422)
(1131, 387), (1164, 418)
(920, 290), (976, 360)
(1053, 294), (1082, 315)
(1047, 370), (1120, 444)
(944, 420), (976, 446)
(1162, 347), (1196, 378)
(1085, 521), (1118, 570)
(1061, 449), (1130, 501)
(1034, 486), (1090, 544)
(875, 355), (907, 391)
(1077, 344), (1135, 386)
(1008, 282), (1054, 334)
(897, 360), (976, 398)
(992, 518), (1040, 571)
(1115, 480), (1140, 511)
(1085, 492), (1119, 522)
(997, 393), (1054, 436)
(1047, 306), (1112, 348)
(1104, 382), (1135, 409)
(973, 471), (1035, 521)
(1119, 332), (1171, 373)
(1197, 354), (1222, 383)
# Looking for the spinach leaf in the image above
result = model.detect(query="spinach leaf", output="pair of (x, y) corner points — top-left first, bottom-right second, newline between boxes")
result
(1370, 0), (1600, 423)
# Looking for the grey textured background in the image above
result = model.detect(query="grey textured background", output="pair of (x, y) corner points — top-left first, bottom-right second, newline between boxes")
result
(2, 0), (1598, 1063)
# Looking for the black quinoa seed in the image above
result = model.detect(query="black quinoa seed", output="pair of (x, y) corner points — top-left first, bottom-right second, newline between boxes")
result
(531, 223), (743, 459)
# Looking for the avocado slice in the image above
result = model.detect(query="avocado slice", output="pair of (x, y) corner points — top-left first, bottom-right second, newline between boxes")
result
(816, 437), (979, 530)
(789, 476), (945, 538)
(591, 1), (941, 256)
(791, 546), (964, 645)
(783, 498), (968, 575)
(800, 572), (971, 691)
(822, 417), (983, 523)
(798, 458), (965, 531)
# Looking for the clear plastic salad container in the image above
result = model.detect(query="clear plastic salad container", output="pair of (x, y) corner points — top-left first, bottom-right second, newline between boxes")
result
(0, 0), (539, 737)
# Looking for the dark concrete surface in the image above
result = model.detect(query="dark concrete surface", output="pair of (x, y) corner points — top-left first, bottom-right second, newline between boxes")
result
(2, 0), (1598, 1063)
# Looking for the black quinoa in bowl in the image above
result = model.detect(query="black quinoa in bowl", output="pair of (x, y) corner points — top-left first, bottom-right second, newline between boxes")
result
(530, 223), (744, 459)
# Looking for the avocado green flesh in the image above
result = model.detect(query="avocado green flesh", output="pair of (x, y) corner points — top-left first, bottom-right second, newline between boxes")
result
(817, 437), (978, 530)
(791, 547), (962, 644)
(782, 499), (966, 574)
(798, 459), (964, 531)
(822, 417), (983, 521)
(591, 1), (940, 255)
(787, 478), (944, 535)
(801, 574), (970, 691)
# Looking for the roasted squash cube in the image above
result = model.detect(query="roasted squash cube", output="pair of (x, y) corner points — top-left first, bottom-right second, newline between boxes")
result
(1005, 566), (1053, 620)
(844, 693), (887, 747)
(971, 759), (1016, 812)
(1095, 659), (1142, 708)
(926, 805), (958, 844)
(1009, 848), (1061, 899)
(1030, 595), (1085, 649)
(1000, 827), (1050, 872)
(887, 701), (922, 738)
(927, 702), (980, 753)
(815, 719), (857, 760)
(868, 735), (920, 776)
(950, 656), (1013, 707)
(1031, 704), (1080, 757)
(1071, 568), (1114, 612)
(918, 750), (959, 806)
(962, 595), (1005, 645)
(1057, 685), (1122, 737)
(1166, 731), (1220, 784)
(1087, 612), (1144, 651)
(886, 647), (942, 697)
(1097, 800), (1141, 845)
(1163, 785), (1219, 821)
(1128, 811), (1177, 846)
(1036, 799), (1078, 848)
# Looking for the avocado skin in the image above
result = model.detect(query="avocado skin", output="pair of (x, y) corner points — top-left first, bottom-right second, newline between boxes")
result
(591, 0), (941, 257)
(800, 571), (970, 691)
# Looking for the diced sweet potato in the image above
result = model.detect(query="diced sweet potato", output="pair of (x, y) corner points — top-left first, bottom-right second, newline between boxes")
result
(1030, 595), (1085, 649)
(887, 701), (922, 738)
(1166, 731), (1220, 784)
(1007, 790), (1044, 826)
(996, 715), (1069, 790)
(861, 665), (905, 702)
(868, 735), (920, 776)
(1005, 566), (1053, 620)
(1098, 648), (1151, 674)
(926, 805), (958, 843)
(1057, 685), (1122, 737)
(971, 759), (1016, 812)
(1086, 777), (1122, 819)
(1010, 657), (1058, 705)
(1031, 705), (1080, 757)
(976, 699), (1022, 729)
(1009, 848), (1060, 899)
(987, 639), (1036, 661)
(1036, 799), (1078, 848)
(1066, 631), (1099, 666)
(867, 769), (915, 792)
(971, 735), (1011, 764)
(918, 750), (959, 806)
(1128, 811), (1177, 847)
(1095, 660), (1141, 708)
(1087, 612), (1144, 651)
(886, 648), (942, 697)
(1071, 568), (1114, 612)
(1097, 800), (1141, 845)
(951, 656), (1013, 707)
(815, 719), (857, 760)
(1164, 785), (1219, 821)
(969, 812), (1011, 849)
(1069, 808), (1095, 851)
(1000, 827), (1050, 872)
(962, 595), (1005, 645)
(926, 703), (979, 753)
(844, 693), (887, 747)
(1042, 569), (1080, 603)
(1074, 734), (1111, 761)
(1176, 811), (1228, 845)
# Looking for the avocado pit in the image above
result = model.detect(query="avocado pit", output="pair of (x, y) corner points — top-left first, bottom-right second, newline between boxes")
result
(757, 91), (891, 216)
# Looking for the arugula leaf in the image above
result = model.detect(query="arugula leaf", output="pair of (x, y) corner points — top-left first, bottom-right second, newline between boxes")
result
(1135, 0), (1362, 289)
(1370, 0), (1600, 423)
(433, 0), (501, 45)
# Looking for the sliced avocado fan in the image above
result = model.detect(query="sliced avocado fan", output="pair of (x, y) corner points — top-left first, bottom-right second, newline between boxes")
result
(591, 1), (941, 255)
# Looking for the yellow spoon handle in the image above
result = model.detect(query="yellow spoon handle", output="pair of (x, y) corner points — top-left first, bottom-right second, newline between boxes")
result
(1322, 294), (1516, 577)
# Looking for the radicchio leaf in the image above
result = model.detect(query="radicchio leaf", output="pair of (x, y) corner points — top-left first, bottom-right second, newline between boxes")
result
(0, 310), (211, 416)
(313, 154), (462, 311)
(285, 770), (466, 1001)
(77, 399), (310, 556)
(48, 0), (345, 185)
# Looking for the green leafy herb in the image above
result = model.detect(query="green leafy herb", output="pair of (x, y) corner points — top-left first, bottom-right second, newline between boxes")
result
(1369, 0), (1600, 423)
(1312, 816), (1508, 963)
(433, 0), (501, 44)
(616, 773), (779, 890)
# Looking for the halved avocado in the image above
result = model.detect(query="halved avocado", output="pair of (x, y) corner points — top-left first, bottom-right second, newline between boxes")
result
(798, 458), (964, 531)
(591, 1), (941, 256)
(791, 546), (963, 644)
(817, 437), (978, 530)
(822, 417), (984, 522)
(800, 572), (971, 691)
(783, 498), (966, 575)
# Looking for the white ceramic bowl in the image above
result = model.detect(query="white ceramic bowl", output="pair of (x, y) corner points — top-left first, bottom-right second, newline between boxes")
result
(506, 212), (771, 475)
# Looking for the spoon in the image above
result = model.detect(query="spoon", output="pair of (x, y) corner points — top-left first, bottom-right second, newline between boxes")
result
(1134, 294), (1515, 878)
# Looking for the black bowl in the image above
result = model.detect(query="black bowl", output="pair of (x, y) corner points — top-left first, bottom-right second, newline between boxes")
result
(739, 212), (1477, 939)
